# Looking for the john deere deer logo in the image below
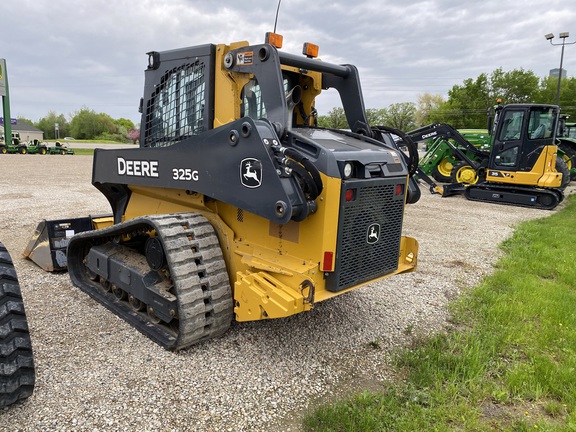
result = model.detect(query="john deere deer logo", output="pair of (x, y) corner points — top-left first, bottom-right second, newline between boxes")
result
(366, 223), (380, 244)
(240, 158), (262, 188)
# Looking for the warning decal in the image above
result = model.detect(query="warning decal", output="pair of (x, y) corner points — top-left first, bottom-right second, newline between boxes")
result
(236, 51), (254, 66)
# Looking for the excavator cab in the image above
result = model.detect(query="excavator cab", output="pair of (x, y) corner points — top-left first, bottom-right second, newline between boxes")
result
(486, 104), (561, 189)
(405, 103), (565, 209)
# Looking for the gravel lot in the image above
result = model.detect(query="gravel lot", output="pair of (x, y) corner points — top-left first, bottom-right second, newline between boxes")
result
(1, 154), (573, 431)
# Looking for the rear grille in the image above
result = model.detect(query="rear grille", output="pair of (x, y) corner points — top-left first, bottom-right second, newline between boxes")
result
(326, 178), (405, 292)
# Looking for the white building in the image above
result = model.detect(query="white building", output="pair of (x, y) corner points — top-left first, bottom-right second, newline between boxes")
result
(0, 120), (44, 143)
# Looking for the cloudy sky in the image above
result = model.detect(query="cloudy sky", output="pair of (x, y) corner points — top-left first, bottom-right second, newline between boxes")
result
(2, 0), (576, 126)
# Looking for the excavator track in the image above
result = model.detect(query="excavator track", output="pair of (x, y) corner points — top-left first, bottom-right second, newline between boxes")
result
(67, 213), (233, 351)
(464, 183), (564, 210)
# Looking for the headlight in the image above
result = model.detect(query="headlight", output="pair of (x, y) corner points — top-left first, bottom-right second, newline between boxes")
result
(343, 162), (353, 179)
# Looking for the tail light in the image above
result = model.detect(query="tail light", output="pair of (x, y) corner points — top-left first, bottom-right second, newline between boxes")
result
(345, 189), (356, 202)
(322, 251), (334, 272)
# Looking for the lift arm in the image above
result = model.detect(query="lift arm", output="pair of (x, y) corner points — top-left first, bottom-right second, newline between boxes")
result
(407, 123), (489, 170)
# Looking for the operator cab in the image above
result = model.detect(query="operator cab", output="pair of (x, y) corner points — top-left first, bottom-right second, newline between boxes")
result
(489, 104), (559, 172)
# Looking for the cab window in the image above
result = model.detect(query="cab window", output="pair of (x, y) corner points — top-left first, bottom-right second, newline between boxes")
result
(242, 79), (267, 119)
(497, 110), (524, 141)
(145, 61), (206, 147)
(494, 146), (519, 167)
(241, 76), (291, 120)
(528, 107), (555, 140)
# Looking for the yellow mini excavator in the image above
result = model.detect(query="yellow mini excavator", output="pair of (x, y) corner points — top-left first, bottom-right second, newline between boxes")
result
(24, 35), (419, 350)
(407, 103), (565, 209)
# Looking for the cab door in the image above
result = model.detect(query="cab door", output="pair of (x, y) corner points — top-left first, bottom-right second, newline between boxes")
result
(489, 107), (525, 171)
(489, 106), (557, 173)
(519, 107), (557, 171)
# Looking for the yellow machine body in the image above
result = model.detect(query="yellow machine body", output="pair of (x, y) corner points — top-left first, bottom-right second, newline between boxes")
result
(486, 144), (562, 188)
(107, 41), (417, 322)
(122, 176), (417, 321)
(25, 38), (419, 349)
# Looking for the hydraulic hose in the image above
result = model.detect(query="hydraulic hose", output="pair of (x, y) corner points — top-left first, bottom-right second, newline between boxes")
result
(371, 125), (419, 177)
(284, 158), (320, 200)
(282, 147), (323, 197)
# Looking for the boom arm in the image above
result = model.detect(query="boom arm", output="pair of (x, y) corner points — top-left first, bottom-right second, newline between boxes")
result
(407, 123), (488, 165)
(403, 123), (486, 197)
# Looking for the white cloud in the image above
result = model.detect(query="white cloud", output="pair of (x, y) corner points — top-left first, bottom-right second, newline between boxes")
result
(1, 0), (575, 123)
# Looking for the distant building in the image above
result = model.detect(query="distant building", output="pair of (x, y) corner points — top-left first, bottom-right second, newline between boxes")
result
(549, 68), (567, 79)
(0, 120), (44, 142)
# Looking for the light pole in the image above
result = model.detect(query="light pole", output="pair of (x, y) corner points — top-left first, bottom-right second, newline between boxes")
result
(545, 32), (576, 106)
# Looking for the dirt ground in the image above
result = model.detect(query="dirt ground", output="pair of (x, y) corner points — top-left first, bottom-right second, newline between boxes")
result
(1, 153), (573, 431)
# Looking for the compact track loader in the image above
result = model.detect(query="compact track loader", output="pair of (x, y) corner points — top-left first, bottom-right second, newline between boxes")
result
(25, 36), (419, 350)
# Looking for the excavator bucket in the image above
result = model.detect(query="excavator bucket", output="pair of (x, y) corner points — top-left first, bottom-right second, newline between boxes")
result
(23, 215), (112, 271)
(440, 183), (467, 197)
(415, 168), (466, 198)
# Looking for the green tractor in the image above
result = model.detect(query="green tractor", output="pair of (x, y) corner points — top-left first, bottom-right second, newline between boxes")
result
(47, 141), (74, 155)
(418, 129), (491, 183)
(25, 139), (49, 155)
(0, 133), (28, 154)
(557, 117), (576, 180)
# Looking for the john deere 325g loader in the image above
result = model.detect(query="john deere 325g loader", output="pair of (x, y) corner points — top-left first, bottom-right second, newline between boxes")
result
(25, 35), (419, 350)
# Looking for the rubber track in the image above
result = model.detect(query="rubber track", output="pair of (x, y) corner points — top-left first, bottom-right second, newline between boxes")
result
(67, 213), (234, 350)
(464, 184), (564, 210)
(0, 242), (35, 408)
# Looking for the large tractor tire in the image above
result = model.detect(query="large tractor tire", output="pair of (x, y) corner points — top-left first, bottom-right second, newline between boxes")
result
(557, 141), (576, 180)
(19, 147), (27, 155)
(431, 157), (453, 183)
(0, 242), (35, 408)
(556, 157), (571, 190)
(451, 161), (480, 185)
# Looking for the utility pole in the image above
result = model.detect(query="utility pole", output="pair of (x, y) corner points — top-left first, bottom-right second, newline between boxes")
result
(0, 58), (12, 143)
(545, 32), (576, 106)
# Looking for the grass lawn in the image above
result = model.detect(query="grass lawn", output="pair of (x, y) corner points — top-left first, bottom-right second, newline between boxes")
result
(69, 148), (94, 156)
(304, 195), (576, 431)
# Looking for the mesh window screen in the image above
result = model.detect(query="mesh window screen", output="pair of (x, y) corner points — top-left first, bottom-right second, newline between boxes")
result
(144, 62), (206, 147)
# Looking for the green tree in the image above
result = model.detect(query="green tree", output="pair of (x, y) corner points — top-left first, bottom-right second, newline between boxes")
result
(380, 102), (416, 131)
(415, 93), (445, 126)
(490, 68), (540, 103)
(112, 118), (135, 142)
(68, 107), (121, 140)
(33, 109), (138, 142)
(318, 104), (416, 131)
(95, 112), (117, 138)
(115, 118), (135, 131)
(438, 68), (552, 128)
(556, 77), (576, 119)
(69, 107), (102, 139)
(317, 107), (347, 129)
(36, 111), (69, 139)
(17, 116), (35, 126)
(537, 76), (576, 119)
(441, 73), (491, 128)
(365, 108), (387, 126)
